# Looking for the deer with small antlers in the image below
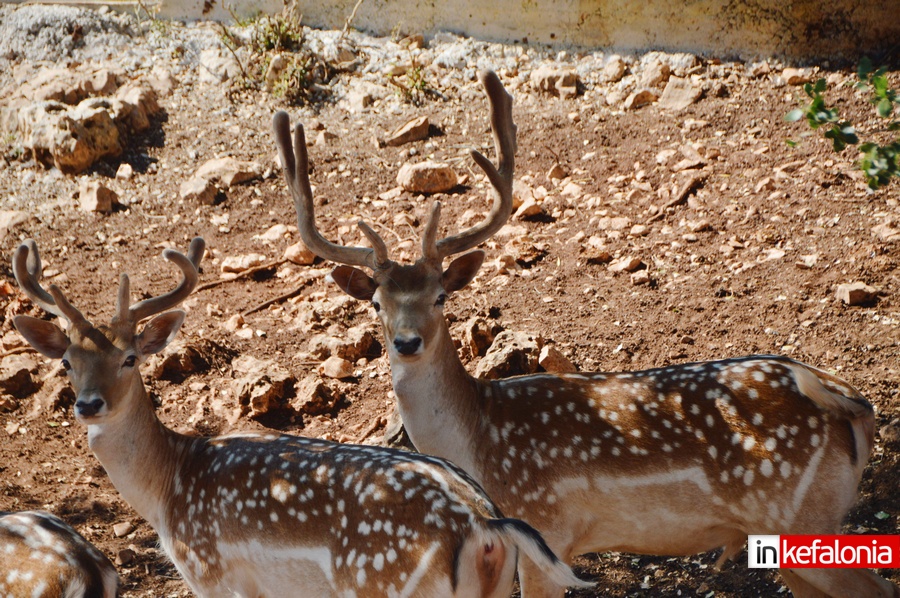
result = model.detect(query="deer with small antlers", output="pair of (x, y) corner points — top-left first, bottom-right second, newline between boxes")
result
(10, 237), (588, 597)
(0, 510), (119, 598)
(273, 69), (899, 597)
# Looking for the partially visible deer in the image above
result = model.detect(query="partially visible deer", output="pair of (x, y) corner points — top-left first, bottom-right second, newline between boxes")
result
(273, 69), (900, 598)
(0, 510), (119, 598)
(11, 237), (587, 597)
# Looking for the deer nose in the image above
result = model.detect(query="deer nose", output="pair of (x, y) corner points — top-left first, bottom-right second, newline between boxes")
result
(75, 397), (105, 418)
(394, 336), (422, 356)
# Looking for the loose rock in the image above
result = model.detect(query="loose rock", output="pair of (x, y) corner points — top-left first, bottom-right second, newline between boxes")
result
(384, 116), (429, 146)
(623, 89), (658, 110)
(464, 316), (502, 357)
(836, 282), (878, 306)
(0, 354), (40, 398)
(195, 157), (263, 187)
(232, 355), (296, 417)
(609, 257), (644, 273)
(640, 60), (671, 88)
(78, 180), (119, 212)
(153, 339), (210, 382)
(220, 253), (268, 274)
(317, 355), (354, 379)
(293, 375), (338, 415)
(631, 270), (651, 285)
(475, 330), (543, 379)
(397, 161), (458, 193)
(538, 345), (576, 373)
(116, 548), (137, 567)
(284, 240), (316, 265)
(112, 521), (135, 538)
(307, 326), (376, 362)
(658, 77), (703, 110)
(530, 65), (579, 99)
(782, 67), (813, 85)
(179, 176), (217, 205)
(602, 55), (628, 83)
(115, 163), (133, 181)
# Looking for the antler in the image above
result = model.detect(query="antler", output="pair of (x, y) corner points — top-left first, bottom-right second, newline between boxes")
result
(273, 69), (514, 270)
(12, 240), (93, 333)
(116, 237), (205, 325)
(428, 69), (516, 262)
(272, 111), (391, 271)
(12, 240), (64, 320)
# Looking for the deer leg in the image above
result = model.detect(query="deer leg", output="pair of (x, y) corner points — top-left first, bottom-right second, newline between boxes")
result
(780, 568), (899, 598)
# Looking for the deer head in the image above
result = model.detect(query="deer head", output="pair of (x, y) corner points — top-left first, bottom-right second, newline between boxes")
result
(273, 70), (515, 363)
(11, 238), (205, 423)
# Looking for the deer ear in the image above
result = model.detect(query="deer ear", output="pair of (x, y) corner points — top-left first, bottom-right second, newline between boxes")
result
(331, 266), (378, 301)
(13, 316), (70, 359)
(443, 251), (485, 294)
(137, 311), (185, 355)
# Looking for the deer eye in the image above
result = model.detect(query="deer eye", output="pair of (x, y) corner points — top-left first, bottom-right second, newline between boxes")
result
(435, 294), (447, 307)
(61, 359), (71, 371)
(372, 301), (381, 313)
(123, 355), (137, 368)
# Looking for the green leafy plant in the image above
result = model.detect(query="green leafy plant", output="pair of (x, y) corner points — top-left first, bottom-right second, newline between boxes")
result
(856, 57), (899, 120)
(217, 5), (332, 106)
(785, 79), (858, 151)
(247, 12), (304, 54)
(786, 59), (899, 190)
(134, 0), (171, 38)
(388, 52), (432, 105)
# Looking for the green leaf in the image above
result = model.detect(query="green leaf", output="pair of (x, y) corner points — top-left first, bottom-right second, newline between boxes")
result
(858, 56), (874, 80)
(785, 109), (804, 122)
(813, 78), (827, 93)
(875, 511), (890, 520)
(786, 139), (798, 148)
(840, 124), (858, 144)
(877, 98), (893, 118)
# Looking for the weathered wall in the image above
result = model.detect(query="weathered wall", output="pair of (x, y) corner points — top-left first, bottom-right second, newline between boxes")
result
(159, 0), (900, 61)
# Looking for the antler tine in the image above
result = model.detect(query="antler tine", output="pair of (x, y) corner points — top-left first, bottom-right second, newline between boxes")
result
(128, 239), (204, 324)
(434, 70), (515, 260)
(47, 284), (90, 332)
(273, 111), (391, 270)
(186, 236), (206, 270)
(422, 201), (442, 264)
(115, 273), (131, 322)
(12, 240), (66, 320)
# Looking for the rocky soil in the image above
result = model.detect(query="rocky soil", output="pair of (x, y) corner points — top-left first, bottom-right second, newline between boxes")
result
(0, 4), (898, 597)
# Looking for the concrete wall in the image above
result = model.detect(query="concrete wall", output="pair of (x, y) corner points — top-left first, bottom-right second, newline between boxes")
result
(158, 0), (900, 61)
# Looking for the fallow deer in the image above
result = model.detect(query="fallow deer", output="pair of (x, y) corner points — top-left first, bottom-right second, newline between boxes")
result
(11, 237), (587, 597)
(273, 69), (900, 597)
(0, 510), (118, 598)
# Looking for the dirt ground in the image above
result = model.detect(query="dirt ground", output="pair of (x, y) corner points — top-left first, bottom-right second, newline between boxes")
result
(0, 6), (898, 597)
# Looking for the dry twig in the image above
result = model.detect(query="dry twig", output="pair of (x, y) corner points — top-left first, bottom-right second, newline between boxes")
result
(196, 259), (289, 292)
(242, 285), (306, 317)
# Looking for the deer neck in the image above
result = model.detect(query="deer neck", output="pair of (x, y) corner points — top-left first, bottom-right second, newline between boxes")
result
(85, 377), (190, 529)
(389, 321), (485, 475)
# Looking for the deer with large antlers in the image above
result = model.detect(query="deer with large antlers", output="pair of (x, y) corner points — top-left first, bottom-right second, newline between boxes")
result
(0, 510), (119, 597)
(10, 237), (587, 597)
(273, 69), (899, 597)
